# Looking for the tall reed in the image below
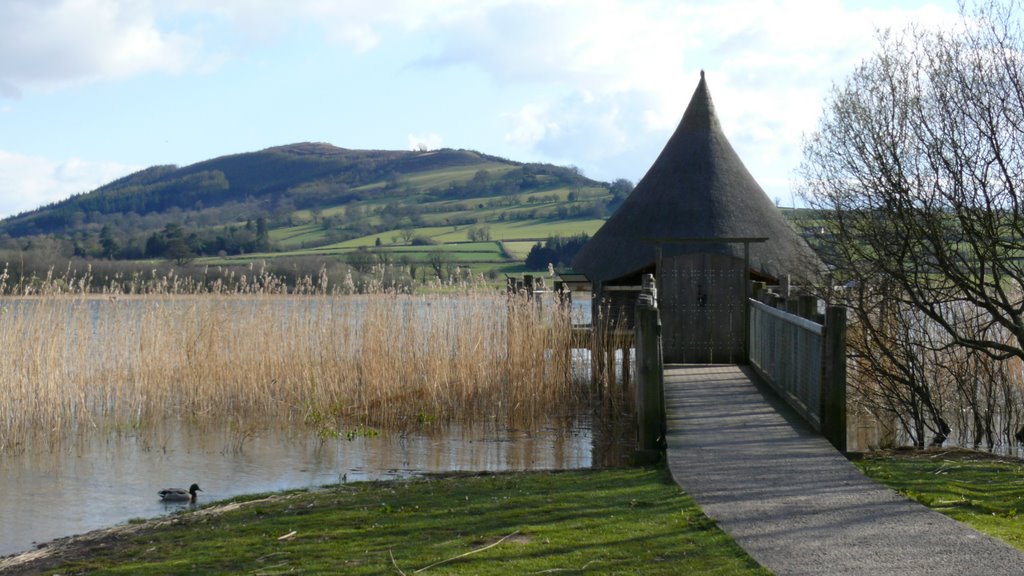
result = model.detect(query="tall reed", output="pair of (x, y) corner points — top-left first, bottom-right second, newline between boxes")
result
(0, 290), (588, 453)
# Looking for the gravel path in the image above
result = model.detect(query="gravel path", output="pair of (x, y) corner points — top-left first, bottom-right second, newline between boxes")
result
(664, 364), (1024, 576)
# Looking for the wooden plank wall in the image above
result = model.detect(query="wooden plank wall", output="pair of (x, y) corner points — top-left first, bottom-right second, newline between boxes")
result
(659, 252), (746, 363)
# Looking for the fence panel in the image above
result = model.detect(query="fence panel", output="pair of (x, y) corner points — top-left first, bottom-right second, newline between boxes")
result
(748, 299), (824, 430)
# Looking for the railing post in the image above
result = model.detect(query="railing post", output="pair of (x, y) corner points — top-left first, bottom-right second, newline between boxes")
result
(821, 305), (847, 452)
(751, 281), (767, 302)
(634, 274), (665, 463)
(798, 294), (818, 320)
(785, 297), (800, 315)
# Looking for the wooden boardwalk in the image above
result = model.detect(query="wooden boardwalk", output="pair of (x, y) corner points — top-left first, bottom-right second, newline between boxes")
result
(664, 364), (1024, 576)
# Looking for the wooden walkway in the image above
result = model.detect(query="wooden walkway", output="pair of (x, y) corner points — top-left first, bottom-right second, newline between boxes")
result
(664, 364), (1024, 576)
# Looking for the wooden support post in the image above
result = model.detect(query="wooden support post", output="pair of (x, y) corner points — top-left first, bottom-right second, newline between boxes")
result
(785, 297), (799, 315)
(634, 275), (665, 463)
(770, 293), (786, 309)
(821, 306), (848, 452)
(798, 294), (818, 320)
(589, 287), (600, 394)
(751, 281), (766, 302)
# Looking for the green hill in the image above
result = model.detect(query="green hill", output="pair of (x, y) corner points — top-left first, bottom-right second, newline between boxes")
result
(0, 143), (632, 289)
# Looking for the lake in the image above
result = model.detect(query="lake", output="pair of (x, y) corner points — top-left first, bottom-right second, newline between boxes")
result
(0, 417), (628, 557)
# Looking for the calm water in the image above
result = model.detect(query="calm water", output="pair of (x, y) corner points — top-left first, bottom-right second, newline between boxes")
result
(0, 420), (623, 557)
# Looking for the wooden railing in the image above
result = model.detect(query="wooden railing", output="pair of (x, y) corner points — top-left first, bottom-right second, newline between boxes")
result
(749, 299), (824, 428)
(748, 299), (847, 451)
(631, 275), (848, 456)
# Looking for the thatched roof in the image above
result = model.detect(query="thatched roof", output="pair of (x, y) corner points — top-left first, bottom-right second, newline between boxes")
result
(573, 71), (822, 285)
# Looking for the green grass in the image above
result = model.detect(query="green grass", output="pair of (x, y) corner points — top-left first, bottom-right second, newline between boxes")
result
(269, 223), (329, 248)
(343, 162), (514, 194)
(42, 468), (768, 575)
(398, 162), (517, 188)
(856, 450), (1024, 551)
(502, 241), (540, 259)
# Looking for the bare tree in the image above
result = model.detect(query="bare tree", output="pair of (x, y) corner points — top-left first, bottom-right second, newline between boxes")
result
(800, 0), (1024, 361)
(427, 250), (446, 279)
(844, 279), (953, 447)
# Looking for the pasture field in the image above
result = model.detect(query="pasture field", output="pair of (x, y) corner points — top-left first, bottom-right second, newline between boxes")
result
(502, 240), (540, 259)
(212, 214), (605, 282)
(344, 161), (518, 195)
(247, 159), (610, 281)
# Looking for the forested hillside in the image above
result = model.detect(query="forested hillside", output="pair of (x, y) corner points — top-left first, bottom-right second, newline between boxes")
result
(0, 142), (635, 290)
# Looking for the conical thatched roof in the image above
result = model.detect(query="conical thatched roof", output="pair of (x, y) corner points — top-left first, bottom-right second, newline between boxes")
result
(573, 72), (822, 285)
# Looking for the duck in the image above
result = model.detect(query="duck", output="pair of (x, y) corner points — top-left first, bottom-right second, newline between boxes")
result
(159, 483), (202, 502)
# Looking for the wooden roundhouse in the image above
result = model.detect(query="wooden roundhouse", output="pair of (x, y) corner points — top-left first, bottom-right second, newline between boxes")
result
(573, 71), (823, 364)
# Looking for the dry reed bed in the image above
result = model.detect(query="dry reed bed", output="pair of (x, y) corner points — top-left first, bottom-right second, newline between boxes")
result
(0, 293), (586, 453)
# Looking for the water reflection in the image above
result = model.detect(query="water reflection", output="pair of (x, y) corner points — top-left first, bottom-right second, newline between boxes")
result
(847, 409), (1022, 457)
(0, 419), (630, 558)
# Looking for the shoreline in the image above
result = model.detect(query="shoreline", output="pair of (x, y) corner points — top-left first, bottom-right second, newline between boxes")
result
(4, 450), (1021, 574)
(0, 496), (279, 575)
(0, 468), (770, 576)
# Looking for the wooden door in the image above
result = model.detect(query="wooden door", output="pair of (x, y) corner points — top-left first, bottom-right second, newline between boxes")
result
(658, 252), (746, 363)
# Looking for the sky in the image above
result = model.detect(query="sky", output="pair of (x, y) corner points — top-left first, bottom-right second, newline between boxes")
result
(0, 0), (965, 219)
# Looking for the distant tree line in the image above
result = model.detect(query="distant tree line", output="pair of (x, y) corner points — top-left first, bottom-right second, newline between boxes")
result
(524, 234), (590, 271)
(58, 217), (272, 262)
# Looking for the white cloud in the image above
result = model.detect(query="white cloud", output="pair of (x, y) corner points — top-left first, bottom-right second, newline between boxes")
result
(408, 133), (443, 151)
(0, 151), (139, 218)
(0, 0), (968, 208)
(416, 0), (695, 93)
(503, 103), (556, 148)
(482, 0), (963, 185)
(0, 79), (20, 100)
(0, 0), (201, 97)
(167, 0), (489, 52)
(506, 90), (655, 158)
(186, 0), (954, 187)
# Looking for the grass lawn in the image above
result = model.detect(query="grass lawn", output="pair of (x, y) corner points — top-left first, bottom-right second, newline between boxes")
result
(6, 468), (769, 576)
(502, 240), (540, 259)
(856, 449), (1024, 552)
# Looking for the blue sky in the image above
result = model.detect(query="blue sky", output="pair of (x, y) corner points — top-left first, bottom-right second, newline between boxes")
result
(0, 0), (962, 218)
